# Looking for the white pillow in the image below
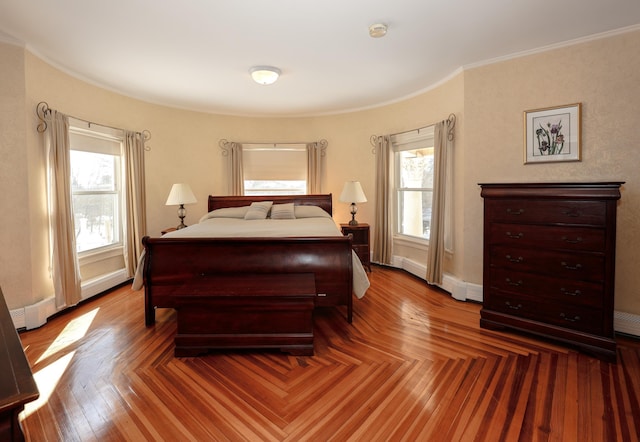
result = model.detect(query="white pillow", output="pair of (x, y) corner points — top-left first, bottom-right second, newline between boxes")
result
(199, 206), (250, 223)
(294, 205), (331, 219)
(270, 203), (296, 219)
(244, 201), (273, 220)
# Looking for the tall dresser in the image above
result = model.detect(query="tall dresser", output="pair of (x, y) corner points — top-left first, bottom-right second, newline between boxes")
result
(479, 182), (623, 361)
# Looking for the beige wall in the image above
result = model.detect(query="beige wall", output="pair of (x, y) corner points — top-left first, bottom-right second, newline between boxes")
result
(0, 43), (34, 309)
(1, 28), (638, 317)
(463, 30), (640, 313)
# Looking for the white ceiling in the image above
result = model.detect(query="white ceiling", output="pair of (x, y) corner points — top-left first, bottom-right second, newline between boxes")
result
(1, 0), (640, 117)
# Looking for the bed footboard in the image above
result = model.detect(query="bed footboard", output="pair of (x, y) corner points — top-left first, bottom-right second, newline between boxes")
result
(142, 235), (354, 326)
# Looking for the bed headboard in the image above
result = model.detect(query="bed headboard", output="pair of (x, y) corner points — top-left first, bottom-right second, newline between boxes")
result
(208, 194), (333, 216)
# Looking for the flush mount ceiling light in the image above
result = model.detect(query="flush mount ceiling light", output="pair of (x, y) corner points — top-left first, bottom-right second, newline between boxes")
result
(368, 23), (388, 38)
(249, 66), (281, 85)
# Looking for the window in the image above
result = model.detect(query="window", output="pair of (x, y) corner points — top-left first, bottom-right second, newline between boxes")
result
(243, 144), (307, 195)
(69, 124), (124, 255)
(392, 126), (435, 241)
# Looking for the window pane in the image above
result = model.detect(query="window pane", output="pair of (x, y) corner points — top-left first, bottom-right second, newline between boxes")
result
(71, 150), (117, 192)
(399, 149), (433, 189)
(70, 148), (121, 253)
(244, 180), (306, 195)
(73, 193), (119, 252)
(398, 190), (433, 239)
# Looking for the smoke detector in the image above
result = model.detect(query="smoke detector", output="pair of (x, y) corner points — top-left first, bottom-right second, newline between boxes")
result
(369, 23), (388, 38)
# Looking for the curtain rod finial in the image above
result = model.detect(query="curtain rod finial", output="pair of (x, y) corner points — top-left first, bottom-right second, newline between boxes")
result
(36, 101), (51, 133)
(446, 113), (456, 141)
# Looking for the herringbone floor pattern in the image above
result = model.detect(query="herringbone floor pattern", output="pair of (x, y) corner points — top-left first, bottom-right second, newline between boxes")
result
(18, 266), (640, 441)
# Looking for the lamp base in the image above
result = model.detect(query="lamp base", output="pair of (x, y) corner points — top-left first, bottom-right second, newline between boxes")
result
(177, 204), (187, 229)
(348, 207), (358, 226)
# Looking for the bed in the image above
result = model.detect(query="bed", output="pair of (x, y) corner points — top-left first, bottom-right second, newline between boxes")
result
(136, 194), (370, 355)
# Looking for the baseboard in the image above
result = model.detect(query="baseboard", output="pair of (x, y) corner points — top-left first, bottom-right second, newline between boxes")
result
(12, 262), (640, 339)
(10, 269), (129, 330)
(80, 269), (129, 301)
(388, 255), (640, 338)
(390, 255), (482, 302)
(23, 297), (57, 330)
(10, 307), (26, 330)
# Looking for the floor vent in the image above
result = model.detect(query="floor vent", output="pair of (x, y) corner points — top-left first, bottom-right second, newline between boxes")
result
(615, 311), (640, 337)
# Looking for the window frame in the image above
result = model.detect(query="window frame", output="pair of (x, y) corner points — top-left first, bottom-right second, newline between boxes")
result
(68, 122), (125, 259)
(392, 126), (435, 245)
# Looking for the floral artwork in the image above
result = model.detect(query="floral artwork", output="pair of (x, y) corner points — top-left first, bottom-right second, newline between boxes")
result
(536, 120), (565, 155)
(524, 103), (581, 164)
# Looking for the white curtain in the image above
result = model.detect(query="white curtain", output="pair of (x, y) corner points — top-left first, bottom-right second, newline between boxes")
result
(425, 121), (452, 285)
(124, 131), (147, 278)
(306, 142), (322, 194)
(373, 135), (393, 265)
(44, 110), (82, 308)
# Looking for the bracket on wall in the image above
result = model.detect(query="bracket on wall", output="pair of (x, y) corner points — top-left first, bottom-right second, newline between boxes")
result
(370, 112), (456, 154)
(36, 101), (51, 133)
(35, 101), (152, 150)
(445, 113), (456, 141)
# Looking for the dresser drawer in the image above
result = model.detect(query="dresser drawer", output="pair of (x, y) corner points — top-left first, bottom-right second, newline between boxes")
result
(489, 246), (604, 282)
(488, 268), (604, 309)
(348, 229), (369, 244)
(485, 199), (606, 226)
(488, 223), (605, 251)
(486, 291), (604, 335)
(352, 244), (369, 258)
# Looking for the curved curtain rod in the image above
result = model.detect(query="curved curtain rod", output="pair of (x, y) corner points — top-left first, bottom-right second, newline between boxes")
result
(36, 101), (152, 150)
(219, 138), (328, 156)
(370, 112), (456, 153)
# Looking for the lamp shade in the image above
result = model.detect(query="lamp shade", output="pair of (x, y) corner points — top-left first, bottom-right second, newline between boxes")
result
(165, 183), (197, 206)
(339, 181), (367, 203)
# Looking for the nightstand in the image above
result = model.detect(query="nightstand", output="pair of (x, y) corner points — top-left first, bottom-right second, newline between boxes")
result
(161, 227), (177, 235)
(340, 223), (371, 272)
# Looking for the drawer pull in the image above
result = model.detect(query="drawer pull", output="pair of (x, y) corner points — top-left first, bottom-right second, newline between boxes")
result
(505, 278), (523, 287)
(561, 209), (581, 218)
(506, 254), (523, 263)
(560, 288), (582, 296)
(561, 261), (583, 271)
(506, 208), (525, 216)
(560, 313), (581, 322)
(506, 232), (524, 239)
(562, 236), (583, 244)
(505, 301), (522, 310)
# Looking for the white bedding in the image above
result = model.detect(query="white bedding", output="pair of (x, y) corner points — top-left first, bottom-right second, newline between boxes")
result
(132, 206), (370, 298)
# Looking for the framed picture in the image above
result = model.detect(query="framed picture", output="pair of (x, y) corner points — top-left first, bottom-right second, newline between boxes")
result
(524, 103), (581, 164)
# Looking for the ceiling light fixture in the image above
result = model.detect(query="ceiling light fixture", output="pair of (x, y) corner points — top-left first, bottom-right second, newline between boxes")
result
(368, 23), (388, 38)
(249, 66), (281, 85)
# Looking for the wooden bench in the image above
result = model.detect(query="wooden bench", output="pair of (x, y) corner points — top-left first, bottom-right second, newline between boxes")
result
(0, 288), (39, 441)
(166, 273), (316, 357)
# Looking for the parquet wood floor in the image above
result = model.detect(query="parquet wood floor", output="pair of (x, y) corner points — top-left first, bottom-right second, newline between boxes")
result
(18, 265), (640, 441)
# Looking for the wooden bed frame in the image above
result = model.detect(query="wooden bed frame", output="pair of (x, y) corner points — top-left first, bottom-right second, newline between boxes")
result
(142, 194), (354, 355)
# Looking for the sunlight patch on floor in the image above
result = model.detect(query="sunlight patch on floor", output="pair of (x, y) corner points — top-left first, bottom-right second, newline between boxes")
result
(36, 307), (99, 364)
(22, 351), (75, 418)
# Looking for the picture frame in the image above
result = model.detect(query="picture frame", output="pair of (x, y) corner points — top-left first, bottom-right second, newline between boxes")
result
(524, 103), (581, 164)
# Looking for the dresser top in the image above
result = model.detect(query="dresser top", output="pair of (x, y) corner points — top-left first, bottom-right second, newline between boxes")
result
(479, 182), (624, 200)
(478, 182), (624, 188)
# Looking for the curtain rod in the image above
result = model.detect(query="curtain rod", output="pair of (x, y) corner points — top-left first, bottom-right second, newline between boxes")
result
(370, 113), (457, 152)
(219, 138), (328, 156)
(36, 101), (152, 149)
